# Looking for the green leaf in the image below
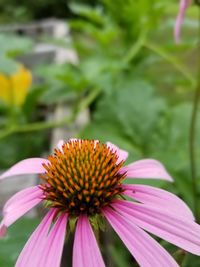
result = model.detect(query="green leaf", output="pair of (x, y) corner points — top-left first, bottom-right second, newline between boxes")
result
(0, 55), (18, 75)
(81, 77), (166, 159)
(0, 33), (33, 56)
(0, 217), (40, 267)
(69, 3), (105, 25)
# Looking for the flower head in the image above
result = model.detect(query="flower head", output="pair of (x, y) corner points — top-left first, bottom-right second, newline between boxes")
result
(40, 140), (126, 215)
(0, 64), (32, 107)
(174, 0), (192, 43)
(1, 139), (200, 267)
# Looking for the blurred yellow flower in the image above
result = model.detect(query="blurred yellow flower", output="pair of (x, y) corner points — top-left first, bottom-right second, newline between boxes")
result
(0, 65), (32, 107)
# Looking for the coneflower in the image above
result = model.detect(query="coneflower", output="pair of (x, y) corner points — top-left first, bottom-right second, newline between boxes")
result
(1, 139), (200, 267)
(174, 0), (191, 43)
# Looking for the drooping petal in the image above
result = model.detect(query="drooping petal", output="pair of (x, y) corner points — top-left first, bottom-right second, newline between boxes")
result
(122, 184), (194, 220)
(15, 209), (56, 267)
(0, 158), (49, 180)
(73, 214), (105, 267)
(174, 0), (191, 43)
(0, 186), (43, 238)
(103, 207), (179, 267)
(0, 224), (7, 237)
(120, 159), (173, 181)
(38, 213), (68, 267)
(113, 200), (200, 255)
(106, 142), (128, 164)
(3, 186), (43, 212)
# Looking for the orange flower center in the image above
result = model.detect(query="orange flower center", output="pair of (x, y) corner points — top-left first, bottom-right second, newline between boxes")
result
(40, 140), (126, 216)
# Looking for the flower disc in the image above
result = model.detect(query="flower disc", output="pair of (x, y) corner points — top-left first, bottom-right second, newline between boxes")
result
(40, 140), (126, 215)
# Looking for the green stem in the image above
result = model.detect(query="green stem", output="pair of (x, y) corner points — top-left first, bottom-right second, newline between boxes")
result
(144, 42), (195, 87)
(0, 116), (73, 139)
(189, 87), (200, 221)
(173, 249), (188, 266)
(123, 31), (195, 85)
(189, 3), (200, 222)
(78, 87), (101, 112)
(123, 29), (147, 64)
(0, 88), (101, 140)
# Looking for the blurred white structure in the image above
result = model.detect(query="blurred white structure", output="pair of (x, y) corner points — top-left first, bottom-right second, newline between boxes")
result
(0, 18), (89, 213)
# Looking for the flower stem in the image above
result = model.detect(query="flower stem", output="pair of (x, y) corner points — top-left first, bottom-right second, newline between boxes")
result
(0, 87), (100, 140)
(189, 3), (200, 222)
(189, 87), (200, 221)
(144, 42), (195, 87)
(173, 249), (187, 266)
(0, 116), (73, 139)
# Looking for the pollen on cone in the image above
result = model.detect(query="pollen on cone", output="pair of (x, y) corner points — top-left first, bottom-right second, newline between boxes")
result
(40, 140), (126, 215)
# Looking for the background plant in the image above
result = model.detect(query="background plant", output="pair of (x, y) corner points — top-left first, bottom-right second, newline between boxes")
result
(0, 0), (199, 266)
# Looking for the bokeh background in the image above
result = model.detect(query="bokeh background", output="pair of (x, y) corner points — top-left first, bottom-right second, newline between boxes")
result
(0, 0), (199, 266)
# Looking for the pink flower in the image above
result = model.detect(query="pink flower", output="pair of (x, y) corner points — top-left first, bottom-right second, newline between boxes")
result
(174, 0), (191, 43)
(1, 139), (200, 267)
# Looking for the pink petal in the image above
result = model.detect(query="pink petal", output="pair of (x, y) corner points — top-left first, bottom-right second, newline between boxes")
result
(0, 158), (49, 180)
(174, 0), (191, 43)
(103, 207), (179, 267)
(120, 159), (173, 181)
(112, 200), (200, 255)
(15, 209), (56, 267)
(38, 213), (68, 267)
(122, 184), (194, 220)
(106, 142), (128, 164)
(3, 186), (43, 212)
(0, 186), (43, 234)
(0, 224), (7, 238)
(73, 214), (105, 267)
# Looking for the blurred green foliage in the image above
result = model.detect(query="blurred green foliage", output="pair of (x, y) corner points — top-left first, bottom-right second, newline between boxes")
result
(0, 217), (40, 267)
(0, 34), (47, 168)
(0, 0), (98, 22)
(0, 34), (33, 75)
(0, 0), (69, 22)
(0, 0), (199, 266)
